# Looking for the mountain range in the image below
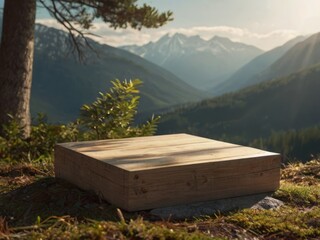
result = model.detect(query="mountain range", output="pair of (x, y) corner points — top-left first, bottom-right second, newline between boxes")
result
(2, 13), (320, 140)
(214, 32), (320, 96)
(154, 31), (320, 160)
(212, 35), (307, 95)
(121, 33), (263, 91)
(258, 33), (320, 82)
(158, 63), (320, 142)
(1, 19), (207, 122)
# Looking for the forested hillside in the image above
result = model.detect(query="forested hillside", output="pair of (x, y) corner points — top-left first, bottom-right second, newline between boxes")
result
(251, 125), (320, 161)
(158, 64), (320, 160)
(213, 36), (306, 95)
(212, 32), (320, 97)
(256, 32), (320, 84)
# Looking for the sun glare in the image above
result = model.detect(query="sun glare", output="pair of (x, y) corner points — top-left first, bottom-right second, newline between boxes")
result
(291, 1), (320, 33)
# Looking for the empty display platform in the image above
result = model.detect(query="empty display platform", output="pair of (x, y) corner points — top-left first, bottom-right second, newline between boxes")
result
(54, 134), (281, 211)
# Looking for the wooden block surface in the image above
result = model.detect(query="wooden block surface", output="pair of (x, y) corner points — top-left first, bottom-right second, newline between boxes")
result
(54, 134), (281, 211)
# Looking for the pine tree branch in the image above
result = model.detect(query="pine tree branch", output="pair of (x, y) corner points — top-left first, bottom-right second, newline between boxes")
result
(37, 0), (173, 61)
(39, 0), (95, 61)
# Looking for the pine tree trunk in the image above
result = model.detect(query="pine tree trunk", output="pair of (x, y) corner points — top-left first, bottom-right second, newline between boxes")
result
(0, 0), (36, 138)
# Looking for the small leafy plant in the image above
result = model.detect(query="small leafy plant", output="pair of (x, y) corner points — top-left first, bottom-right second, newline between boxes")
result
(80, 79), (160, 140)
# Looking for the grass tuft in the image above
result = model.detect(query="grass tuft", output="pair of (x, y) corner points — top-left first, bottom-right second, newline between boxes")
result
(0, 217), (10, 237)
(281, 159), (320, 185)
(274, 182), (320, 207)
(226, 207), (320, 239)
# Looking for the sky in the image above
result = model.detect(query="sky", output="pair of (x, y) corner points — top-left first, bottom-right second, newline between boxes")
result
(2, 0), (320, 50)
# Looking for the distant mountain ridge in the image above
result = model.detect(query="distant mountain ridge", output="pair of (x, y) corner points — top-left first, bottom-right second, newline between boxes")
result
(0, 15), (206, 122)
(158, 63), (320, 142)
(213, 32), (320, 96)
(121, 33), (263, 90)
(213, 35), (307, 95)
(258, 32), (320, 82)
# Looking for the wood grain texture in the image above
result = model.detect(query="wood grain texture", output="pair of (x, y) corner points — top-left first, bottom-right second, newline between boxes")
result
(54, 134), (281, 211)
(59, 134), (279, 171)
(54, 145), (129, 209)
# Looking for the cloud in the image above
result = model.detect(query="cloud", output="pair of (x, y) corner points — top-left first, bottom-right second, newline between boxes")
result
(147, 26), (299, 50)
(36, 19), (300, 50)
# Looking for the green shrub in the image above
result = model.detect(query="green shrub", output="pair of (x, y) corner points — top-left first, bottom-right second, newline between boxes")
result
(0, 114), (79, 163)
(0, 79), (159, 163)
(80, 79), (160, 140)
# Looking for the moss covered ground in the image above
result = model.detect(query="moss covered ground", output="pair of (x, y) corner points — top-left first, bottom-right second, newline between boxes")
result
(0, 159), (320, 239)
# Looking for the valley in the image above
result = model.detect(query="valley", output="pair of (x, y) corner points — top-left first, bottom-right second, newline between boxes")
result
(30, 25), (206, 122)
(1, 3), (320, 239)
(122, 33), (263, 91)
(121, 31), (320, 161)
(2, 12), (319, 161)
(158, 63), (320, 161)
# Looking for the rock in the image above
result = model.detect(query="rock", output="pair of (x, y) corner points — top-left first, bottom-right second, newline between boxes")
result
(252, 196), (284, 210)
(150, 193), (284, 220)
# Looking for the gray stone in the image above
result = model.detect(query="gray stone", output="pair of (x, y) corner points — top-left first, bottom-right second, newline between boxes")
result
(251, 196), (284, 210)
(150, 193), (284, 220)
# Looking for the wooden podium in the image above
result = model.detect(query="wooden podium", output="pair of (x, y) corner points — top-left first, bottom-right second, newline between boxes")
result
(54, 134), (281, 211)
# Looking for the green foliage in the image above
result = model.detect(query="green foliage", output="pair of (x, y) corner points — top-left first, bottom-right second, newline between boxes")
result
(0, 114), (78, 163)
(41, 0), (173, 31)
(80, 79), (160, 140)
(0, 79), (159, 163)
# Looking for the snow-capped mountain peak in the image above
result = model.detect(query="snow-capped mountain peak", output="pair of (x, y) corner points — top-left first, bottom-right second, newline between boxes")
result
(34, 24), (70, 59)
(122, 33), (262, 63)
(120, 33), (263, 90)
